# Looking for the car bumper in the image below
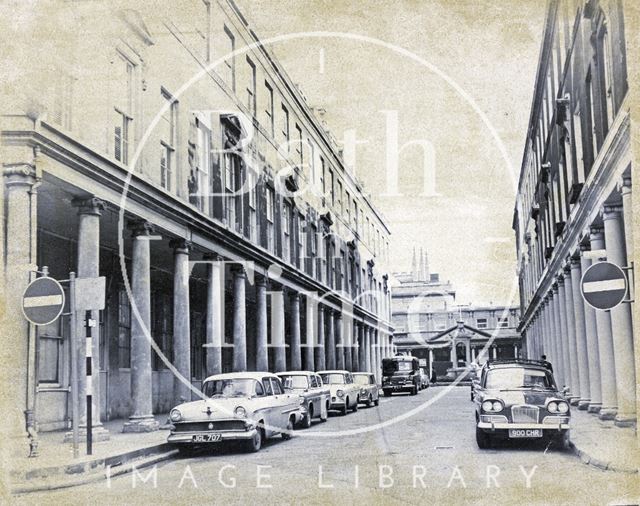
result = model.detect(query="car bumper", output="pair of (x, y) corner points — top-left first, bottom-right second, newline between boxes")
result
(329, 398), (346, 409)
(477, 422), (570, 431)
(168, 429), (257, 444)
(383, 384), (413, 391)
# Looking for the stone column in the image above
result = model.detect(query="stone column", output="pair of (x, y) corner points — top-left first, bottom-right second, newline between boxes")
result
(450, 339), (458, 366)
(74, 197), (109, 439)
(562, 264), (581, 404)
(550, 286), (565, 387)
(3, 164), (38, 446)
(271, 288), (286, 372)
(364, 326), (372, 372)
(603, 206), (636, 426)
(255, 276), (268, 371)
(358, 324), (366, 372)
(231, 267), (247, 372)
(371, 330), (378, 382)
(315, 305), (326, 371)
(304, 294), (315, 372)
(581, 247), (602, 413)
(557, 276), (573, 394)
(569, 254), (591, 408)
(335, 312), (345, 370)
(352, 322), (359, 372)
(325, 309), (336, 370)
(289, 292), (302, 371)
(123, 221), (159, 432)
(590, 227), (618, 419)
(343, 316), (352, 371)
(204, 254), (223, 376)
(171, 239), (192, 404)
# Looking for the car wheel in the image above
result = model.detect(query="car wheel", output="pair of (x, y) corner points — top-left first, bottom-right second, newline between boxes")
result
(245, 428), (263, 453)
(411, 385), (418, 396)
(281, 416), (294, 440)
(301, 406), (313, 429)
(475, 426), (492, 449)
(366, 394), (373, 408)
(352, 399), (358, 412)
(383, 389), (392, 397)
(555, 430), (571, 451)
(340, 400), (348, 416)
(320, 404), (328, 422)
(374, 397), (379, 406)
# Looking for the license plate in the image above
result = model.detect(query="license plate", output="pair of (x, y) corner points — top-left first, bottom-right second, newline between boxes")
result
(192, 433), (222, 443)
(508, 429), (542, 438)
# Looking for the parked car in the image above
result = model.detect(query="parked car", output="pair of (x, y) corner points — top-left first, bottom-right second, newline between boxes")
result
(473, 359), (571, 449)
(318, 370), (360, 415)
(167, 372), (305, 454)
(352, 372), (380, 407)
(419, 367), (430, 390)
(381, 356), (421, 396)
(277, 371), (330, 428)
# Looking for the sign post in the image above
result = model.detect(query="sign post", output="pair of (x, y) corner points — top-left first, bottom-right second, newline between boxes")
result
(581, 261), (628, 311)
(69, 272), (79, 458)
(84, 310), (95, 455)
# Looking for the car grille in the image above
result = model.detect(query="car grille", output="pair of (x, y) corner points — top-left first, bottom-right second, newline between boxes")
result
(173, 420), (246, 432)
(511, 406), (539, 423)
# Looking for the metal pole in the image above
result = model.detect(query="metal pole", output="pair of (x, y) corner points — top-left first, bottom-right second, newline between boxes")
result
(69, 272), (79, 458)
(85, 309), (93, 455)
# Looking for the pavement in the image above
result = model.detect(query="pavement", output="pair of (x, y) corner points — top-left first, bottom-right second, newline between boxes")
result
(5, 386), (639, 505)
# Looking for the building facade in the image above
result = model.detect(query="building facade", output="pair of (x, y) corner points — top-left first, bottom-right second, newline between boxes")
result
(1, 0), (393, 445)
(513, 0), (638, 428)
(391, 250), (521, 379)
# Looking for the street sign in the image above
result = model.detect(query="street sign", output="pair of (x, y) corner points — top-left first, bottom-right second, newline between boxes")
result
(581, 261), (627, 311)
(22, 277), (65, 325)
(75, 276), (106, 311)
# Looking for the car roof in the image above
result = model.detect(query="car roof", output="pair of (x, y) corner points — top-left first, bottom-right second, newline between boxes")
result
(352, 372), (372, 375)
(203, 372), (279, 382)
(276, 371), (317, 376)
(317, 370), (350, 374)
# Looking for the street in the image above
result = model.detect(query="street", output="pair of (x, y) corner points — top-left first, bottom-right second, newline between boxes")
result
(18, 387), (638, 505)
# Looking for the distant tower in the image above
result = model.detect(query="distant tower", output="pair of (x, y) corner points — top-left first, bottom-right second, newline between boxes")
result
(424, 250), (430, 281)
(411, 247), (417, 279)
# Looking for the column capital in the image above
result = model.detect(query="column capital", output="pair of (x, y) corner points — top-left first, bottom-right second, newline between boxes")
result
(552, 283), (559, 293)
(169, 238), (191, 254)
(203, 251), (223, 262)
(579, 243), (591, 253)
(570, 253), (582, 268)
(589, 226), (604, 241)
(255, 275), (268, 287)
(556, 273), (565, 285)
(129, 220), (155, 238)
(3, 163), (38, 186)
(72, 196), (105, 216)
(619, 175), (632, 195)
(231, 264), (246, 277)
(290, 291), (300, 302)
(602, 205), (623, 220)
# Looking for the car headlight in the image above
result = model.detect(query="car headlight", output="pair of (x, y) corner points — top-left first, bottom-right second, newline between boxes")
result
(481, 400), (503, 412)
(337, 389), (344, 398)
(547, 401), (558, 413)
(557, 401), (569, 413)
(299, 397), (305, 405)
(234, 406), (247, 418)
(169, 409), (182, 422)
(361, 388), (366, 394)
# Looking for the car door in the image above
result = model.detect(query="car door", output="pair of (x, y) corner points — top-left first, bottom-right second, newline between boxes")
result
(271, 377), (293, 429)
(261, 377), (277, 437)
(370, 374), (378, 400)
(307, 374), (319, 414)
(315, 374), (329, 418)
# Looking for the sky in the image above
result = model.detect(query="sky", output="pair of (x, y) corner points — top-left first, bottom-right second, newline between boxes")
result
(236, 0), (546, 306)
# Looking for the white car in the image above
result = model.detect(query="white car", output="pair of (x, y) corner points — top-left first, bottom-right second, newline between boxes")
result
(167, 372), (305, 453)
(318, 370), (360, 415)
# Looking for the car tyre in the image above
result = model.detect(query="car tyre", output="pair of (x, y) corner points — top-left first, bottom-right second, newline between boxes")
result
(245, 428), (263, 453)
(374, 397), (379, 406)
(366, 394), (373, 408)
(411, 385), (418, 396)
(301, 406), (313, 429)
(555, 430), (571, 451)
(281, 416), (294, 440)
(475, 426), (492, 449)
(340, 400), (348, 416)
(383, 389), (392, 397)
(352, 399), (358, 412)
(320, 403), (328, 422)
(178, 445), (197, 457)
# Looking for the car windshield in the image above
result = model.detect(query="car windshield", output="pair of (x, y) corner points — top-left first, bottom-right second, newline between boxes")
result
(279, 375), (308, 389)
(353, 375), (370, 385)
(485, 368), (552, 390)
(320, 373), (346, 385)
(383, 359), (413, 374)
(203, 379), (258, 398)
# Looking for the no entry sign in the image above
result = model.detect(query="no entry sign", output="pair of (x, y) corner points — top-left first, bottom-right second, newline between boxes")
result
(22, 277), (65, 325)
(581, 261), (627, 311)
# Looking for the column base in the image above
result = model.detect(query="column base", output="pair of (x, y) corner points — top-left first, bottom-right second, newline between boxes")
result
(598, 407), (618, 420)
(568, 396), (580, 406)
(613, 413), (637, 428)
(577, 399), (591, 410)
(63, 425), (110, 443)
(587, 403), (602, 414)
(122, 416), (160, 433)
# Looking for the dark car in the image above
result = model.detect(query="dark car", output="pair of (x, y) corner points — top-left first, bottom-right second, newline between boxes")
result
(473, 359), (570, 449)
(382, 356), (420, 396)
